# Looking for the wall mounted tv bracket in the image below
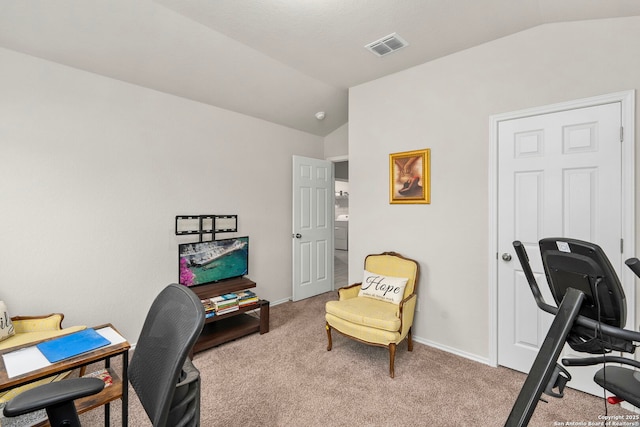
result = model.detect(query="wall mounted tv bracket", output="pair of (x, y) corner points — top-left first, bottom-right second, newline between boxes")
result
(175, 215), (238, 242)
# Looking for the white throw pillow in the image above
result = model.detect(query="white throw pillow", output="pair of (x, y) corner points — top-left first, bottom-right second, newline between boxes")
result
(0, 301), (15, 342)
(358, 270), (408, 305)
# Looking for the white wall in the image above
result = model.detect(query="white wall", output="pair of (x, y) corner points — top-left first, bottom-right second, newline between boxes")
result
(324, 122), (348, 159)
(0, 47), (324, 342)
(349, 17), (640, 362)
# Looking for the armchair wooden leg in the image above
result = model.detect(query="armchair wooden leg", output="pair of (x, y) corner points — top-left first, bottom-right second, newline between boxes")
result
(407, 328), (413, 352)
(326, 322), (333, 351)
(389, 343), (396, 378)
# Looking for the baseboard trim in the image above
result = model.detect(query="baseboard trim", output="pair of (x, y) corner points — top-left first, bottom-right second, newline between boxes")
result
(271, 297), (291, 307)
(282, 296), (494, 367)
(413, 336), (493, 367)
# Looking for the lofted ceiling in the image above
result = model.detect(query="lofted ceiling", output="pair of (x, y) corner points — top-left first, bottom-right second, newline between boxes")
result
(1, 1), (639, 136)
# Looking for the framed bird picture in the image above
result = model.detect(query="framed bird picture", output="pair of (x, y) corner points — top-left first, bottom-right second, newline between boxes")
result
(389, 148), (430, 204)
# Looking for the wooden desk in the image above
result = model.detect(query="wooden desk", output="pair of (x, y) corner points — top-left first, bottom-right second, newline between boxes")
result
(0, 324), (130, 427)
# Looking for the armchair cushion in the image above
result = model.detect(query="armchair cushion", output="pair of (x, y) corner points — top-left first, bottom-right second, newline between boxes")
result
(358, 270), (408, 304)
(326, 298), (401, 332)
(326, 311), (401, 345)
(0, 301), (15, 343)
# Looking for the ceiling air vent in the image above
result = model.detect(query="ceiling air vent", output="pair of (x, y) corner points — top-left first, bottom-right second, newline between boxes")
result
(365, 33), (409, 57)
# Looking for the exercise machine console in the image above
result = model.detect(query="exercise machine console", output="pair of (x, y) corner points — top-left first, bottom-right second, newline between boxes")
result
(505, 238), (640, 426)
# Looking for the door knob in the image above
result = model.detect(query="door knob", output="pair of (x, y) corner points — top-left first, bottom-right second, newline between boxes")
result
(293, 233), (302, 239)
(502, 253), (512, 262)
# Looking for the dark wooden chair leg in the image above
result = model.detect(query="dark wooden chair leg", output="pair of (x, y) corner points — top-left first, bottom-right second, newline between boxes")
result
(407, 328), (413, 352)
(389, 343), (397, 378)
(326, 322), (333, 351)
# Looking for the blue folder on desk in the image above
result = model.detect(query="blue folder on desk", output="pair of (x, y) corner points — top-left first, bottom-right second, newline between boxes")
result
(36, 328), (111, 363)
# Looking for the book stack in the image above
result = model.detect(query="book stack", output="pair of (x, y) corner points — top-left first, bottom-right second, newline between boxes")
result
(83, 368), (113, 387)
(236, 290), (259, 307)
(211, 293), (239, 315)
(201, 299), (216, 318)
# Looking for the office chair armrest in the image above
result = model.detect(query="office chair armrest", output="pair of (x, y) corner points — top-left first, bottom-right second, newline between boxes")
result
(3, 378), (104, 417)
(563, 355), (640, 370)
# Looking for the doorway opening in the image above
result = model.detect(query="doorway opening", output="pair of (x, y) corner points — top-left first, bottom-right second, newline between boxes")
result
(334, 160), (349, 288)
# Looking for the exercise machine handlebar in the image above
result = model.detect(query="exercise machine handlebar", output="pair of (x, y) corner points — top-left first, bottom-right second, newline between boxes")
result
(625, 257), (640, 279)
(562, 355), (640, 370)
(512, 241), (640, 345)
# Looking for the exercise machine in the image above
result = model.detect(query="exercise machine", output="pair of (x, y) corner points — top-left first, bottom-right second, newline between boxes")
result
(505, 238), (640, 427)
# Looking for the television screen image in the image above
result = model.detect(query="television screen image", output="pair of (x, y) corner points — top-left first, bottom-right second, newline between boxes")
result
(178, 237), (249, 287)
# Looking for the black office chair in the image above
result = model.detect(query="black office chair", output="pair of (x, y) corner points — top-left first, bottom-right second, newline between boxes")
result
(3, 283), (205, 427)
(505, 238), (640, 427)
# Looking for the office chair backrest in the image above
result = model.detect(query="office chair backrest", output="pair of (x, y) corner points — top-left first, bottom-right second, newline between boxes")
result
(128, 284), (205, 427)
(538, 238), (630, 353)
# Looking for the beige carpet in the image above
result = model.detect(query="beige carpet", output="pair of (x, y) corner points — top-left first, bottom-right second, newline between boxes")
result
(75, 290), (634, 426)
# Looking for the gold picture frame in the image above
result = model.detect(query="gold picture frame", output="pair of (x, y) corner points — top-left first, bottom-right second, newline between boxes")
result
(389, 148), (431, 204)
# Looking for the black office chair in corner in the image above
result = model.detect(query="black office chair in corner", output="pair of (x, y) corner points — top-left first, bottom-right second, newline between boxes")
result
(3, 283), (205, 427)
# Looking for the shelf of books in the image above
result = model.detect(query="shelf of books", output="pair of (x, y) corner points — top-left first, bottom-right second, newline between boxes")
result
(202, 290), (260, 319)
(190, 277), (269, 354)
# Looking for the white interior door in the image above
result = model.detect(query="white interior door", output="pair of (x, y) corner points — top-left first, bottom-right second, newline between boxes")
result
(292, 155), (334, 301)
(497, 102), (625, 395)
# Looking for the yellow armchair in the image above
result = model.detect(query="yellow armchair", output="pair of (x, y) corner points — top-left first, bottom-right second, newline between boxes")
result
(0, 314), (85, 351)
(325, 251), (419, 378)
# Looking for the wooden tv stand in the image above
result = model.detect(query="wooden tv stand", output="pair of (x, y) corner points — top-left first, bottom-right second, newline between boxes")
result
(190, 277), (269, 354)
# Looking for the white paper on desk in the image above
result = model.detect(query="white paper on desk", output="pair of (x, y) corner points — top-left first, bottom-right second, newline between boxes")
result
(95, 326), (127, 345)
(2, 346), (51, 378)
(3, 328), (126, 379)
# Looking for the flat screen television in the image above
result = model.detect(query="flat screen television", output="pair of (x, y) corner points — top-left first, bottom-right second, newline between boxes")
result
(178, 236), (249, 287)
